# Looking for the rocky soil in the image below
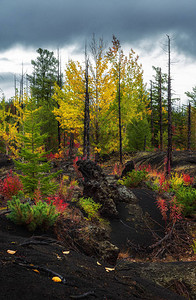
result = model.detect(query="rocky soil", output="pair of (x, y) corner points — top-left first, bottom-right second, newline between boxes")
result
(0, 151), (196, 299)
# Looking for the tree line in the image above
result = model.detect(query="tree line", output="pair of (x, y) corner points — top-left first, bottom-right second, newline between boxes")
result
(0, 36), (196, 165)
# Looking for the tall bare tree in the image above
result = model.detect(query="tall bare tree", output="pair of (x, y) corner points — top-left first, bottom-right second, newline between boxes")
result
(159, 68), (163, 151)
(83, 45), (90, 159)
(118, 46), (123, 164)
(187, 101), (191, 151)
(150, 80), (155, 147)
(166, 35), (172, 175)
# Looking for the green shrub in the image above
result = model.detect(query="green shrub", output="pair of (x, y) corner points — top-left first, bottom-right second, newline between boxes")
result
(192, 239), (196, 254)
(7, 196), (59, 231)
(175, 186), (196, 216)
(78, 197), (102, 221)
(118, 170), (148, 188)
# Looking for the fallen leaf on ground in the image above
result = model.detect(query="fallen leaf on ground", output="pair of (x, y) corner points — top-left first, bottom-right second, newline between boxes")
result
(52, 276), (62, 282)
(97, 261), (101, 266)
(7, 250), (16, 255)
(105, 267), (115, 272)
(33, 269), (40, 274)
(62, 251), (70, 255)
(55, 253), (62, 260)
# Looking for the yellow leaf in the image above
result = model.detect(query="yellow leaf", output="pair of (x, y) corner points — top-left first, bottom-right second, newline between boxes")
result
(97, 261), (101, 266)
(105, 267), (115, 272)
(7, 250), (16, 255)
(63, 251), (70, 255)
(33, 269), (40, 274)
(52, 276), (62, 282)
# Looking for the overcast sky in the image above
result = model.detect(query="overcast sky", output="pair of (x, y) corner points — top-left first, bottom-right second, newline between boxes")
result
(1, 0), (196, 104)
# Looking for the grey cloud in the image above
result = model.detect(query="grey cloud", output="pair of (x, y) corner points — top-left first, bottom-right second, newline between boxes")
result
(0, 57), (9, 61)
(0, 0), (196, 57)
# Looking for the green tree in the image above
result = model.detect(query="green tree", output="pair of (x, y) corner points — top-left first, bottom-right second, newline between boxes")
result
(149, 66), (168, 149)
(107, 37), (149, 156)
(126, 117), (151, 151)
(27, 48), (60, 150)
(14, 97), (60, 198)
(185, 86), (196, 107)
(185, 86), (196, 149)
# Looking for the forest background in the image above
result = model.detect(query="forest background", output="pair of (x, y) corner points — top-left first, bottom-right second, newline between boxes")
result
(0, 35), (196, 163)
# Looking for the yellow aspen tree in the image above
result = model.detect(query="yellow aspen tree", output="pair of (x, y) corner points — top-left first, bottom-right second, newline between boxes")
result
(89, 36), (116, 155)
(0, 98), (20, 157)
(106, 37), (149, 153)
(53, 60), (85, 152)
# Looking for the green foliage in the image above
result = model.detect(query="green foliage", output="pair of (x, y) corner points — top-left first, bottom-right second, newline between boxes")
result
(14, 97), (60, 197)
(78, 197), (102, 221)
(126, 117), (151, 151)
(192, 239), (196, 254)
(118, 169), (148, 187)
(27, 48), (60, 150)
(175, 186), (196, 216)
(7, 195), (59, 231)
(169, 172), (185, 191)
(27, 48), (59, 106)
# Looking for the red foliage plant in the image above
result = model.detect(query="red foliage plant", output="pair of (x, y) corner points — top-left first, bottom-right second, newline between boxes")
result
(73, 156), (84, 180)
(159, 174), (170, 193)
(157, 196), (182, 225)
(169, 197), (182, 224)
(0, 171), (23, 199)
(33, 184), (42, 204)
(182, 173), (194, 185)
(46, 152), (56, 161)
(138, 164), (151, 173)
(157, 197), (168, 223)
(47, 195), (69, 213)
(112, 163), (123, 176)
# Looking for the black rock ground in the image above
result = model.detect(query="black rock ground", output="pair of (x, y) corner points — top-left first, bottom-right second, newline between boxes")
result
(0, 215), (191, 300)
(0, 151), (196, 299)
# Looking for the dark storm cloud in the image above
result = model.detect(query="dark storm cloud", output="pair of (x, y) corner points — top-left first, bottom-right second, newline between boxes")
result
(1, 0), (196, 56)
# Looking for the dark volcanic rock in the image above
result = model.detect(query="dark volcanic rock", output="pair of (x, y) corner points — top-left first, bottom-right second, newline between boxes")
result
(0, 154), (13, 169)
(121, 160), (135, 177)
(77, 160), (118, 218)
(134, 150), (196, 177)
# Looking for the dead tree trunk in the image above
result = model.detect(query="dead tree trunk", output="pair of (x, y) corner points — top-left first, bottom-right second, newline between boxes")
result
(187, 102), (191, 151)
(83, 46), (90, 159)
(69, 132), (74, 159)
(159, 68), (163, 151)
(150, 80), (154, 148)
(57, 49), (62, 148)
(166, 35), (172, 175)
(118, 53), (123, 164)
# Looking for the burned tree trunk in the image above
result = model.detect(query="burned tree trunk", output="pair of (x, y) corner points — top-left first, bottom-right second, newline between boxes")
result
(83, 46), (90, 159)
(150, 80), (155, 148)
(118, 53), (123, 164)
(187, 101), (191, 151)
(166, 35), (172, 175)
(159, 68), (163, 151)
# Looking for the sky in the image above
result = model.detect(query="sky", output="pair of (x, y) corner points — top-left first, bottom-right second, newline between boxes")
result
(1, 0), (196, 105)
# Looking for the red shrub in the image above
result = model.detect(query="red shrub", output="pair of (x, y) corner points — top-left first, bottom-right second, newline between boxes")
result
(33, 185), (42, 204)
(157, 197), (168, 222)
(46, 152), (56, 161)
(0, 171), (23, 199)
(169, 197), (182, 224)
(182, 173), (194, 185)
(47, 195), (69, 213)
(138, 164), (151, 173)
(111, 163), (123, 176)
